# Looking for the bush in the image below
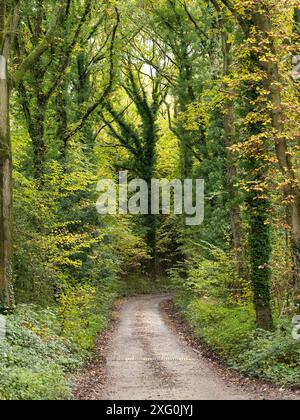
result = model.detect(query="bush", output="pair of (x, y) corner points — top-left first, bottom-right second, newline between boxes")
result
(58, 283), (119, 350)
(184, 299), (255, 354)
(232, 321), (300, 387)
(0, 367), (71, 401)
(119, 274), (172, 297)
(0, 282), (119, 400)
(171, 253), (300, 388)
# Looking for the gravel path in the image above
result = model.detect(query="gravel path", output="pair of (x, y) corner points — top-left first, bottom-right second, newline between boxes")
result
(100, 294), (252, 400)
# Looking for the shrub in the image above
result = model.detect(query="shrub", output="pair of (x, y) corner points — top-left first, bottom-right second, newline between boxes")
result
(119, 274), (171, 297)
(58, 283), (119, 351)
(0, 366), (71, 400)
(171, 253), (300, 388)
(0, 282), (119, 400)
(175, 297), (255, 355)
(232, 321), (300, 387)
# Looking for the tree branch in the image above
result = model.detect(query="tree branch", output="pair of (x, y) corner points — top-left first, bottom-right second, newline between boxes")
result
(62, 7), (120, 143)
(217, 0), (249, 34)
(44, 0), (93, 101)
(13, 2), (67, 85)
(182, 1), (209, 40)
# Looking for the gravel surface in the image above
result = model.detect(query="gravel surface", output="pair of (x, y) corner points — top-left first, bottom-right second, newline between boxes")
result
(99, 294), (253, 400)
(76, 294), (300, 400)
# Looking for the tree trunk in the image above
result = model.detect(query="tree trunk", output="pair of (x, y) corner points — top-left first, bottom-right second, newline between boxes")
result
(218, 0), (275, 331)
(0, 55), (13, 308)
(247, 183), (274, 331)
(222, 33), (246, 280)
(288, 193), (300, 290)
(241, 49), (274, 331)
(18, 81), (47, 179)
(292, 7), (300, 291)
(143, 132), (158, 276)
(32, 105), (46, 179)
(224, 101), (246, 280)
(56, 85), (68, 165)
(76, 51), (94, 148)
(177, 64), (195, 179)
(253, 10), (300, 291)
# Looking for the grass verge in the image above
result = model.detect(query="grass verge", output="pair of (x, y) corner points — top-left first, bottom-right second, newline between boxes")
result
(173, 293), (300, 389)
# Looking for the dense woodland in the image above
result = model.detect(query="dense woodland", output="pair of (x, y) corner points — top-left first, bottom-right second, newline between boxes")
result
(0, 0), (300, 399)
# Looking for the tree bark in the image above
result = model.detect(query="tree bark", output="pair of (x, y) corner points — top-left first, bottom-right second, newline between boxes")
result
(177, 63), (195, 179)
(253, 9), (300, 291)
(247, 179), (274, 331)
(56, 83), (68, 164)
(0, 55), (12, 308)
(218, 5), (274, 330)
(222, 28), (246, 280)
(0, 1), (67, 306)
(31, 99), (47, 179)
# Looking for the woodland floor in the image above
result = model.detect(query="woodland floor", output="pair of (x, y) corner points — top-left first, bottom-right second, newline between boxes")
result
(76, 294), (300, 401)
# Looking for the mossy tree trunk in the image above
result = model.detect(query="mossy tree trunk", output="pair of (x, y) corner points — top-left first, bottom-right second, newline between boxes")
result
(0, 1), (68, 306)
(251, 6), (300, 292)
(246, 158), (274, 331)
(0, 54), (13, 309)
(221, 20), (247, 280)
(242, 83), (274, 330)
(241, 61), (274, 330)
(0, 0), (19, 308)
(244, 52), (275, 330)
(218, 0), (274, 330)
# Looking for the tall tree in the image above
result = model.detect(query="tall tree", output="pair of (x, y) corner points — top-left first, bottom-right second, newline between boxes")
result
(0, 0), (66, 308)
(252, 0), (300, 292)
(16, 0), (93, 179)
(99, 58), (167, 269)
(0, 0), (18, 307)
(220, 0), (300, 294)
(214, 0), (275, 329)
(211, 0), (246, 279)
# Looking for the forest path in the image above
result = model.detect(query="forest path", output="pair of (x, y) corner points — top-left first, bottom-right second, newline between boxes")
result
(96, 294), (252, 400)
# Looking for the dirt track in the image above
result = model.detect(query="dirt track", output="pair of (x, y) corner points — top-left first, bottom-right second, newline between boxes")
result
(99, 294), (252, 400)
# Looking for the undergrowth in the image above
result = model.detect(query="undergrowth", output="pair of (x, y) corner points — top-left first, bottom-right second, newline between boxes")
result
(170, 252), (300, 389)
(119, 274), (171, 296)
(0, 274), (170, 400)
(0, 282), (119, 400)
